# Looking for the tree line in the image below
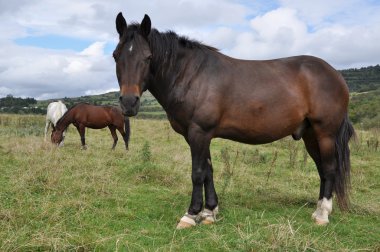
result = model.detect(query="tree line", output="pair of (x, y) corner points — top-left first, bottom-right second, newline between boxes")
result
(0, 95), (46, 114)
(341, 65), (380, 92)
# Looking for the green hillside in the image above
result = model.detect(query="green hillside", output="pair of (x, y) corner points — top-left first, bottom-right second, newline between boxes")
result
(341, 65), (380, 92)
(36, 91), (166, 120)
(350, 89), (380, 128)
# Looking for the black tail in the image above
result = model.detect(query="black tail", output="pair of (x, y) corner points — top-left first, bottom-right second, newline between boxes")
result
(335, 114), (355, 210)
(124, 116), (131, 149)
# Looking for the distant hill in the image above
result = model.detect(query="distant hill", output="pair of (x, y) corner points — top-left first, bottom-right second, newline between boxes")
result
(36, 91), (166, 120)
(349, 89), (380, 128)
(1, 64), (379, 127)
(340, 65), (380, 92)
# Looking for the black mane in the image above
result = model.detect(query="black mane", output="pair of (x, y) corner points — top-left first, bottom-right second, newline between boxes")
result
(115, 23), (218, 75)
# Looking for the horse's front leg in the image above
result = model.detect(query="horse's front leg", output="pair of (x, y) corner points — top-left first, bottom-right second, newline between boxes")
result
(44, 121), (50, 142)
(177, 125), (218, 229)
(108, 125), (118, 150)
(76, 125), (87, 150)
(201, 158), (219, 225)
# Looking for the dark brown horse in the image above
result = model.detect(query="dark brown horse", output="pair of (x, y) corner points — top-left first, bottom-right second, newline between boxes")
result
(51, 103), (130, 150)
(113, 13), (355, 228)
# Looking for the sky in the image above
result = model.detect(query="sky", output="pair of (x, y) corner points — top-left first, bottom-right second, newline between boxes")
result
(0, 0), (380, 100)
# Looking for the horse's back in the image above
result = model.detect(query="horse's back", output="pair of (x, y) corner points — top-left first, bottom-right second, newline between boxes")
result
(71, 103), (124, 128)
(195, 54), (349, 143)
(224, 55), (349, 117)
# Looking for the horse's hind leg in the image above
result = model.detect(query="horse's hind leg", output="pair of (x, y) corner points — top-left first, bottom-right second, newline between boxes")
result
(109, 125), (118, 150)
(305, 124), (337, 225)
(314, 134), (336, 225)
(302, 129), (326, 222)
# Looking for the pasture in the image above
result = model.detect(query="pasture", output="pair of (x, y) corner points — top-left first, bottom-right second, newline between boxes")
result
(0, 114), (379, 251)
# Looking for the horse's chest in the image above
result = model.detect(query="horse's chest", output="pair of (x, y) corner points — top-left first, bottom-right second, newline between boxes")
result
(168, 116), (187, 136)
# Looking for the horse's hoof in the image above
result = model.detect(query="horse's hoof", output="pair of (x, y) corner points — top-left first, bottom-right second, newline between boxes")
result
(315, 217), (329, 226)
(176, 220), (195, 229)
(311, 210), (320, 220)
(201, 219), (215, 225)
(81, 145), (87, 150)
(176, 213), (196, 229)
(199, 206), (218, 225)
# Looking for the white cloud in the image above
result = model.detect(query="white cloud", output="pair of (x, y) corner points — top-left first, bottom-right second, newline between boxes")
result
(80, 41), (106, 57)
(250, 8), (306, 40)
(0, 86), (12, 97)
(225, 4), (380, 68)
(0, 0), (379, 99)
(0, 42), (116, 99)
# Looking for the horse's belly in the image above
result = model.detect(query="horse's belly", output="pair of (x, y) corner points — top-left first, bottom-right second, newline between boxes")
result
(215, 114), (304, 144)
(216, 126), (286, 144)
(85, 122), (108, 129)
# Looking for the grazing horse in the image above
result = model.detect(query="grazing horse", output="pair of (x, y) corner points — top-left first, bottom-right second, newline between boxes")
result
(44, 100), (68, 145)
(51, 103), (130, 150)
(113, 13), (355, 228)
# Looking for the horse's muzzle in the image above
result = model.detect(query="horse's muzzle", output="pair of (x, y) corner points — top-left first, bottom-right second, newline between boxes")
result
(119, 95), (140, 116)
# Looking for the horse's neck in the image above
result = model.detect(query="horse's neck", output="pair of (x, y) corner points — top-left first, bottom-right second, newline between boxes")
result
(149, 48), (209, 110)
(56, 111), (72, 131)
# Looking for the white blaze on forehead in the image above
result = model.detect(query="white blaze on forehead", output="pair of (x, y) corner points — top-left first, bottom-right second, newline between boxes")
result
(129, 44), (133, 52)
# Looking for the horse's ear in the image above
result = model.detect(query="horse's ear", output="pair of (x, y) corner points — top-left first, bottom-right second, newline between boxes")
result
(116, 12), (127, 38)
(140, 14), (151, 38)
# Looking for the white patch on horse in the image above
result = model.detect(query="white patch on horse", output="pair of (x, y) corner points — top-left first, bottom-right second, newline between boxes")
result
(44, 100), (68, 142)
(312, 197), (332, 224)
(129, 44), (133, 52)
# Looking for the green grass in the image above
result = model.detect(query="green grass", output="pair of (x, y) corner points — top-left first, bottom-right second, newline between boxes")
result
(0, 114), (379, 251)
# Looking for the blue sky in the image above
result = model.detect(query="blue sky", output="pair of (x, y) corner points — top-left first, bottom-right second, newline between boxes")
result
(16, 35), (94, 52)
(0, 0), (379, 99)
(15, 34), (116, 54)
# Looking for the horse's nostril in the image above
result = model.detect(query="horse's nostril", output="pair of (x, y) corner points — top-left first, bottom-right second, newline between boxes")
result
(132, 96), (140, 106)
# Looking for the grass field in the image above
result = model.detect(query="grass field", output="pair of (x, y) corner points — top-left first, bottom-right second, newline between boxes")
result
(0, 114), (379, 251)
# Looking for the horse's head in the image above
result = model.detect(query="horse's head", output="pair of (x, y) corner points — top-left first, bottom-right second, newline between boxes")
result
(114, 12), (152, 116)
(51, 128), (64, 146)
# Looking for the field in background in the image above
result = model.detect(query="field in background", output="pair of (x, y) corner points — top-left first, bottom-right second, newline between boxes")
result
(0, 114), (379, 251)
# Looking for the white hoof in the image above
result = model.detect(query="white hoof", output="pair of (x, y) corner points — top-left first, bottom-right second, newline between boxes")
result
(312, 198), (332, 225)
(200, 206), (219, 225)
(176, 213), (197, 229)
(312, 199), (323, 219)
(315, 216), (329, 225)
(312, 209), (321, 220)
